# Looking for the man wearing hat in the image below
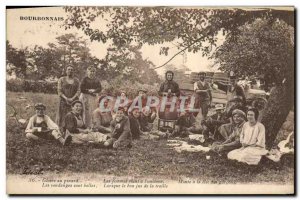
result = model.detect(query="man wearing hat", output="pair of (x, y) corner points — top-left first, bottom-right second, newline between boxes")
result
(158, 70), (180, 97)
(230, 76), (246, 104)
(138, 88), (148, 108)
(133, 89), (157, 117)
(211, 109), (246, 154)
(193, 72), (212, 118)
(201, 104), (229, 141)
(170, 107), (201, 137)
(25, 103), (71, 145)
(128, 88), (149, 112)
(139, 106), (156, 132)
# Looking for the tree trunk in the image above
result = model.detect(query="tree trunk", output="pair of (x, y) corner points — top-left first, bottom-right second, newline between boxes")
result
(260, 81), (294, 150)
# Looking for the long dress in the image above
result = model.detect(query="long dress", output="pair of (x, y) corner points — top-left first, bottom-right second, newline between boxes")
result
(227, 121), (268, 165)
(56, 76), (80, 128)
(79, 77), (102, 127)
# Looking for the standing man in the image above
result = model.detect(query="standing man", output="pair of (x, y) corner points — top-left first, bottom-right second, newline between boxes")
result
(193, 72), (212, 119)
(230, 76), (246, 105)
(158, 71), (180, 97)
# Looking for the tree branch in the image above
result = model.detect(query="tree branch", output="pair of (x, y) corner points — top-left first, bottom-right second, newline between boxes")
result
(152, 37), (203, 70)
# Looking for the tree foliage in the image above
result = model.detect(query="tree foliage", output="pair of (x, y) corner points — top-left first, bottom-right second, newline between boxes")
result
(6, 33), (160, 84)
(7, 34), (96, 80)
(214, 19), (294, 86)
(64, 7), (294, 67)
(99, 44), (160, 84)
(6, 41), (29, 79)
(214, 18), (294, 149)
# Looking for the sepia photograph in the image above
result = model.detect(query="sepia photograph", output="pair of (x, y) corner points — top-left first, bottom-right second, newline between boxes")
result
(6, 6), (295, 194)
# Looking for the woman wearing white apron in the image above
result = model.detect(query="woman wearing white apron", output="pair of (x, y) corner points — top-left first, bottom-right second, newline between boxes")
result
(228, 107), (268, 165)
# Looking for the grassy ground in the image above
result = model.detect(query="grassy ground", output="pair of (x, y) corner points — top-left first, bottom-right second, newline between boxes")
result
(6, 92), (294, 184)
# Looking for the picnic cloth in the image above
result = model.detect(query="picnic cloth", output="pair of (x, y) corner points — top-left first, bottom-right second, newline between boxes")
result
(266, 131), (294, 162)
(167, 139), (210, 153)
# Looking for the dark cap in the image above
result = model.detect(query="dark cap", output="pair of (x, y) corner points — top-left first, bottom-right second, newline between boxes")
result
(198, 72), (206, 76)
(71, 100), (83, 107)
(230, 75), (237, 80)
(232, 109), (246, 118)
(87, 66), (96, 71)
(117, 107), (125, 112)
(138, 89), (147, 93)
(34, 103), (46, 110)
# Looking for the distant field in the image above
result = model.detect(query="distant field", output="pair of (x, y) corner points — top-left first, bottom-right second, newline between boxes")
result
(6, 92), (294, 184)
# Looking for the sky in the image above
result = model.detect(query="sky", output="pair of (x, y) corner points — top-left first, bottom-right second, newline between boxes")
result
(6, 7), (224, 76)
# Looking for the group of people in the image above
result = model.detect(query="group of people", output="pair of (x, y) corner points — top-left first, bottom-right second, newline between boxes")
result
(25, 66), (158, 149)
(24, 67), (268, 165)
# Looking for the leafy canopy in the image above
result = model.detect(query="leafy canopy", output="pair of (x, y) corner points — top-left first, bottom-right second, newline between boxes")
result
(214, 19), (294, 85)
(64, 6), (294, 68)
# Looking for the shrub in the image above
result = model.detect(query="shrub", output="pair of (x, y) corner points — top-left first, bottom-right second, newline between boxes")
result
(94, 79), (159, 99)
(7, 79), (57, 94)
(7, 78), (159, 97)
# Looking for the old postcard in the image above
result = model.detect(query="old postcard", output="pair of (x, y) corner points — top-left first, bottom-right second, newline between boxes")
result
(6, 6), (295, 194)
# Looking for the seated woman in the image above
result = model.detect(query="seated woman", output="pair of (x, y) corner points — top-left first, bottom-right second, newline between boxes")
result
(104, 107), (132, 148)
(211, 109), (246, 154)
(129, 107), (142, 140)
(92, 95), (113, 134)
(139, 106), (156, 132)
(25, 103), (71, 146)
(62, 100), (109, 145)
(217, 107), (246, 142)
(227, 108), (268, 165)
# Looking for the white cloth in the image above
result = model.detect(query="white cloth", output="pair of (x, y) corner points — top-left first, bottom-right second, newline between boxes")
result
(266, 131), (294, 162)
(70, 132), (109, 144)
(167, 140), (210, 153)
(189, 134), (205, 143)
(227, 122), (268, 165)
(194, 81), (207, 91)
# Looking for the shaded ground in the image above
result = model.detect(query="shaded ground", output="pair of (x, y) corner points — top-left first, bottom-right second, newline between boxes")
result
(6, 92), (294, 184)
